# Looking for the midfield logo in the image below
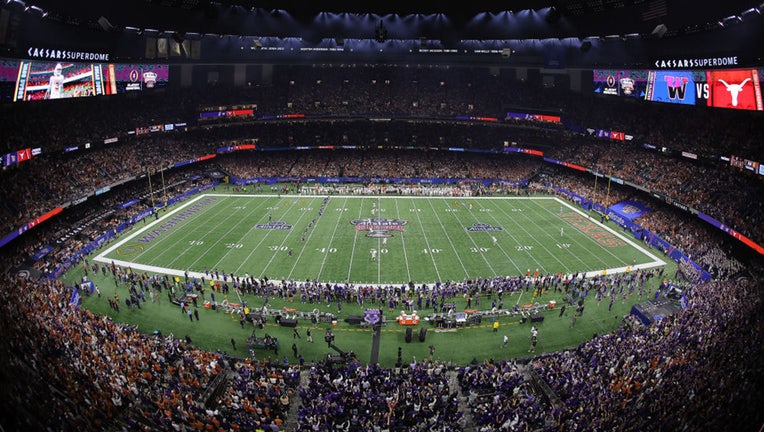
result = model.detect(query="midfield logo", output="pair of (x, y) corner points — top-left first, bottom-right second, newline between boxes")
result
(350, 218), (407, 238)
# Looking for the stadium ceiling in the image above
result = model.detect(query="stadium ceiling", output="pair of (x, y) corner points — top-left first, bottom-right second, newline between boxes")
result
(19, 0), (764, 42)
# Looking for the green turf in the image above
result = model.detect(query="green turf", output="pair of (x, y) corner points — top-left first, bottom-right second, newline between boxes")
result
(98, 193), (660, 284)
(64, 190), (673, 367)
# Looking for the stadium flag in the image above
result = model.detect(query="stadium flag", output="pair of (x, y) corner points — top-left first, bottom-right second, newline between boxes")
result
(80, 280), (95, 294)
(608, 200), (651, 220)
(170, 39), (181, 57)
(145, 37), (157, 59)
(157, 38), (168, 58)
(69, 287), (81, 308)
(17, 148), (31, 162)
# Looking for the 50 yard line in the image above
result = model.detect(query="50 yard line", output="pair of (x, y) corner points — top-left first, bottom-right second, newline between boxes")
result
(346, 197), (364, 283)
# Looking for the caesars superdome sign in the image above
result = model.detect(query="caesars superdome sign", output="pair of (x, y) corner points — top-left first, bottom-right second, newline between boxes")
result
(652, 55), (739, 69)
(26, 46), (110, 62)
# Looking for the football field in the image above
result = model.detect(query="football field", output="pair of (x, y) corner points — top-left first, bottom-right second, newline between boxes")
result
(96, 193), (664, 284)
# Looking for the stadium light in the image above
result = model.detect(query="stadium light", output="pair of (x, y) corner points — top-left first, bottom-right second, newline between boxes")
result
(375, 20), (387, 43)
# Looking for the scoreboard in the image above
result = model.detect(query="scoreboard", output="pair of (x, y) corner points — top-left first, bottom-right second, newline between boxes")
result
(0, 60), (169, 102)
(594, 68), (763, 111)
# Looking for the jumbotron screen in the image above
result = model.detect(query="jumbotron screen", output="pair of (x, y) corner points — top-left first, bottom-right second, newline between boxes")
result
(593, 69), (648, 98)
(4, 61), (168, 102)
(594, 68), (764, 111)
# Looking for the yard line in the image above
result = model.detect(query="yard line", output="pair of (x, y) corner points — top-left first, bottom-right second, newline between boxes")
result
(96, 194), (224, 262)
(392, 198), (412, 282)
(295, 197), (348, 282)
(540, 198), (665, 269)
(525, 198), (627, 268)
(143, 199), (232, 265)
(346, 197), (364, 283)
(206, 197), (273, 270)
(444, 198), (524, 275)
(376, 197), (382, 283)
(408, 198), (443, 282)
(437, 198), (500, 276)
(236, 196), (314, 273)
(510, 199), (609, 269)
(232, 196), (298, 275)
(474, 199), (549, 274)
(488, 199), (579, 273)
(185, 198), (269, 272)
(258, 196), (317, 277)
(421, 197), (471, 279)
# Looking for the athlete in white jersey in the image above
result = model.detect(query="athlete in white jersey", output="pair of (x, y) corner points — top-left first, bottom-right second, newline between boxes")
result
(47, 63), (65, 99)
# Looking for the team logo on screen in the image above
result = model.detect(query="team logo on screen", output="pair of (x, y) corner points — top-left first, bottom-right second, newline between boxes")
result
(622, 205), (641, 214)
(255, 221), (293, 230)
(465, 223), (503, 232)
(619, 78), (635, 95)
(664, 76), (689, 100)
(717, 78), (751, 107)
(143, 71), (158, 88)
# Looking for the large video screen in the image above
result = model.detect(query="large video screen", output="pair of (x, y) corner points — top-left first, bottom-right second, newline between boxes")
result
(4, 61), (168, 102)
(706, 69), (763, 111)
(595, 67), (764, 111)
(593, 69), (648, 98)
(645, 70), (698, 105)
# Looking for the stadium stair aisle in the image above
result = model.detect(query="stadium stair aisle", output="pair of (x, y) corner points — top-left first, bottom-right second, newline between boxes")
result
(449, 369), (477, 431)
(282, 368), (309, 431)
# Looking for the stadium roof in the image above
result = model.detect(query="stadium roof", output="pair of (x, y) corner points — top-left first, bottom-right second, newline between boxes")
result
(20, 0), (764, 42)
(5, 0), (764, 66)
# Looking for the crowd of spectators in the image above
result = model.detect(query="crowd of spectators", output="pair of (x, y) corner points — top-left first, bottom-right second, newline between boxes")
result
(2, 147), (752, 289)
(0, 62), (762, 431)
(0, 272), (300, 432)
(2, 63), (763, 246)
(457, 359), (550, 431)
(530, 277), (761, 431)
(4, 166), (213, 279)
(297, 360), (464, 431)
(1, 213), (759, 431)
(531, 167), (746, 279)
(0, 167), (760, 431)
(215, 149), (541, 184)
